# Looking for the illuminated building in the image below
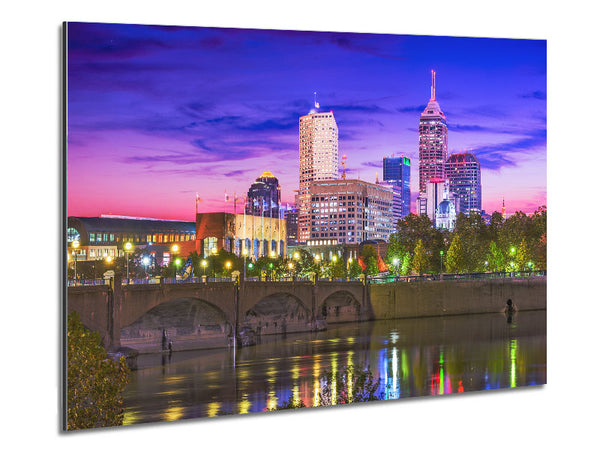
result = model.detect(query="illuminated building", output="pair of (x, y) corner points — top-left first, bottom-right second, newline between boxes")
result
(196, 212), (286, 259)
(298, 101), (339, 243)
(418, 71), (448, 194)
(307, 179), (393, 245)
(445, 152), (482, 213)
(416, 179), (459, 228)
(382, 155), (411, 222)
(67, 215), (196, 264)
(284, 208), (299, 245)
(245, 171), (281, 218)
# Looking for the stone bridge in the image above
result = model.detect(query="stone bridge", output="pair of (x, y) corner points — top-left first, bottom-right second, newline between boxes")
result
(67, 279), (368, 352)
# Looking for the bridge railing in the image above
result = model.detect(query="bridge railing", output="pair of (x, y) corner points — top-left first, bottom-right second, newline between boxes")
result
(67, 279), (110, 287)
(68, 270), (546, 287)
(369, 270), (547, 284)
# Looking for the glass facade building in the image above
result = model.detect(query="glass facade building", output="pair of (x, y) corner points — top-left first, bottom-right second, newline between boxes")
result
(382, 155), (411, 221)
(445, 152), (482, 213)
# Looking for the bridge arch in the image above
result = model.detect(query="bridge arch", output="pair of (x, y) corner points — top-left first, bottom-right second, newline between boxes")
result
(120, 297), (232, 352)
(243, 292), (311, 335)
(318, 290), (362, 323)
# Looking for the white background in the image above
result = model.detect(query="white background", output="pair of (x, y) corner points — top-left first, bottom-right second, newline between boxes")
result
(1, 0), (598, 448)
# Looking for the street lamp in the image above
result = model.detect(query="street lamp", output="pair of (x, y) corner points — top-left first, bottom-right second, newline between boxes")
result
(142, 256), (150, 277)
(439, 250), (444, 281)
(392, 257), (399, 275)
(225, 260), (232, 277)
(71, 240), (80, 281)
(314, 254), (320, 281)
(171, 244), (179, 277)
(201, 259), (207, 278)
(528, 261), (533, 276)
(124, 242), (133, 283)
(242, 248), (248, 281)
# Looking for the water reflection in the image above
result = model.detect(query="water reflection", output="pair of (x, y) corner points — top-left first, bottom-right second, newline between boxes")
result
(123, 311), (546, 425)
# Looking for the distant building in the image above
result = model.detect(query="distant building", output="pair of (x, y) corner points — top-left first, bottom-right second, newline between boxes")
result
(307, 179), (394, 246)
(418, 71), (448, 194)
(435, 196), (457, 231)
(382, 155), (411, 222)
(416, 179), (459, 228)
(245, 171), (281, 218)
(67, 215), (196, 264)
(445, 152), (482, 213)
(298, 105), (339, 243)
(284, 208), (299, 246)
(196, 212), (286, 259)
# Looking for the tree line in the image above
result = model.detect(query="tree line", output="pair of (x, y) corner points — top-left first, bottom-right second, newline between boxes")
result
(385, 206), (546, 275)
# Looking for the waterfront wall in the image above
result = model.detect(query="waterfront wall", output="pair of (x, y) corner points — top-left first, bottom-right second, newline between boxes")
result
(369, 277), (546, 320)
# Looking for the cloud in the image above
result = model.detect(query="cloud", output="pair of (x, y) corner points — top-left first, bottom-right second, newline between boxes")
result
(471, 128), (546, 170)
(520, 90), (547, 100)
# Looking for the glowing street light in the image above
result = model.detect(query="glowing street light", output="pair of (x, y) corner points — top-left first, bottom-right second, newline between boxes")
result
(293, 251), (300, 260)
(439, 250), (444, 280)
(142, 256), (150, 277)
(124, 241), (133, 282)
(201, 259), (208, 277)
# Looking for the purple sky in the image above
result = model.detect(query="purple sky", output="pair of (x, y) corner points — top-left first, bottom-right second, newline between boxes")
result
(67, 22), (546, 221)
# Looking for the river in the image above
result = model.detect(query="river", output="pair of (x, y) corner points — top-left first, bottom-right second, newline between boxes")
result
(122, 310), (546, 425)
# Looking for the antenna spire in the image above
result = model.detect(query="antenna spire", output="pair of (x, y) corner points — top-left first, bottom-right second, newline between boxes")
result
(314, 91), (320, 109)
(430, 70), (436, 101)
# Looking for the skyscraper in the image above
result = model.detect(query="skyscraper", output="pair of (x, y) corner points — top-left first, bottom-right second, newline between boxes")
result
(298, 102), (339, 242)
(445, 152), (482, 213)
(418, 70), (448, 194)
(382, 155), (411, 222)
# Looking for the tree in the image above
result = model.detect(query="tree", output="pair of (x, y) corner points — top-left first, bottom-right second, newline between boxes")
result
(67, 312), (130, 430)
(400, 252), (412, 275)
(411, 239), (428, 275)
(361, 244), (379, 276)
(445, 235), (466, 273)
(486, 241), (505, 272)
(516, 238), (532, 271)
(348, 258), (363, 278)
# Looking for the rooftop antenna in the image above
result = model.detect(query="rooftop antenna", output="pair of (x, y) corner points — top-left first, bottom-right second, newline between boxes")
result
(375, 171), (379, 184)
(341, 154), (347, 180)
(314, 91), (320, 109)
(431, 70), (436, 101)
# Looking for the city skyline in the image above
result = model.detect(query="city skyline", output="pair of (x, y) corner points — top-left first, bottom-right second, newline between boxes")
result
(67, 23), (546, 221)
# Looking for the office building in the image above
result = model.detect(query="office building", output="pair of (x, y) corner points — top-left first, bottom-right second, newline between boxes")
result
(298, 104), (339, 243)
(382, 155), (411, 222)
(307, 179), (394, 246)
(445, 152), (482, 213)
(418, 71), (448, 194)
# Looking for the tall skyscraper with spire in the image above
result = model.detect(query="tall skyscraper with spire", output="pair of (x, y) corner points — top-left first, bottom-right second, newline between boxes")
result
(298, 95), (339, 242)
(418, 70), (448, 194)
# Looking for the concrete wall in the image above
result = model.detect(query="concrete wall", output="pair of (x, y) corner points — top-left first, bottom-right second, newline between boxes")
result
(369, 278), (546, 320)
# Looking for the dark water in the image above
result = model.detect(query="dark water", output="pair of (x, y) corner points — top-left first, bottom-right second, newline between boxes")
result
(122, 310), (546, 425)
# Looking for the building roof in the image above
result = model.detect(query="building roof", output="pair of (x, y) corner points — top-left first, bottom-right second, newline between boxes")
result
(68, 216), (195, 234)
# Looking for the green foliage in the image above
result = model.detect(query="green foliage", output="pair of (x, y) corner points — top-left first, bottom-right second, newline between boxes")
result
(361, 244), (379, 276)
(486, 241), (505, 272)
(67, 312), (130, 430)
(348, 259), (363, 278)
(445, 235), (466, 273)
(411, 239), (428, 275)
(400, 252), (412, 275)
(516, 238), (532, 271)
(329, 257), (347, 278)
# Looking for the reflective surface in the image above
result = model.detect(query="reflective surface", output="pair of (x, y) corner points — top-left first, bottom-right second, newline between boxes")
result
(123, 310), (546, 425)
